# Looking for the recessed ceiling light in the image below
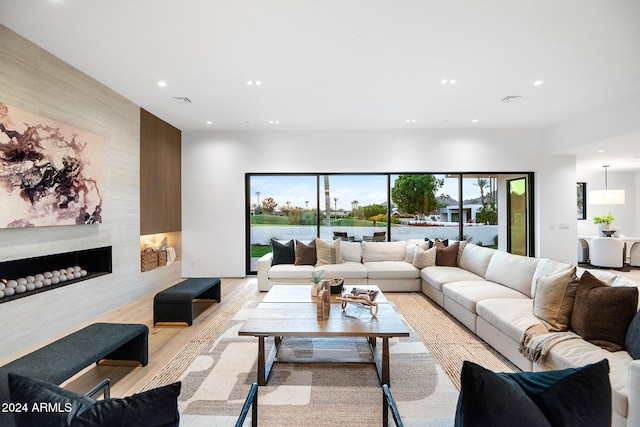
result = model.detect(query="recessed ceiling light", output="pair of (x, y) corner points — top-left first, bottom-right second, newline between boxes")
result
(472, 119), (479, 123)
(157, 81), (167, 87)
(247, 80), (262, 86)
(269, 120), (279, 124)
(206, 121), (213, 125)
(405, 119), (416, 123)
(441, 79), (456, 85)
(597, 150), (605, 153)
(533, 80), (544, 86)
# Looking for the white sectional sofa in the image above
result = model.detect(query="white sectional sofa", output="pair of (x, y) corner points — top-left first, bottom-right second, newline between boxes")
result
(257, 239), (640, 426)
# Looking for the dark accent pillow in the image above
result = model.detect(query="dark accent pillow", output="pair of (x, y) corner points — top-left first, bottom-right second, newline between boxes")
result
(570, 271), (638, 351)
(9, 374), (181, 427)
(271, 239), (295, 265)
(626, 309), (640, 359)
(436, 241), (459, 266)
(294, 240), (316, 265)
(455, 359), (611, 427)
(425, 238), (448, 248)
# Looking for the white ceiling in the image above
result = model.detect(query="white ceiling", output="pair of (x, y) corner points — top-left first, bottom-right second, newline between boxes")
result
(1, 0), (639, 170)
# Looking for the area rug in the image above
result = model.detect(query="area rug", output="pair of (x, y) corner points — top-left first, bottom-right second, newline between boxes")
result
(176, 300), (459, 427)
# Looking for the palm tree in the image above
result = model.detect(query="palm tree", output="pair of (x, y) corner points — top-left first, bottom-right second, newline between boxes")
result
(324, 176), (331, 226)
(255, 191), (261, 209)
(474, 178), (489, 206)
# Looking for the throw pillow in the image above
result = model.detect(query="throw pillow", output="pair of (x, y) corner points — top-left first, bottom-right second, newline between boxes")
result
(294, 240), (316, 265)
(426, 238), (448, 248)
(413, 246), (437, 269)
(271, 239), (295, 265)
(625, 309), (640, 359)
(533, 266), (579, 331)
(454, 359), (611, 427)
(315, 238), (342, 266)
(8, 374), (181, 427)
(341, 241), (362, 263)
(404, 241), (429, 263)
(570, 271), (638, 352)
(436, 241), (459, 267)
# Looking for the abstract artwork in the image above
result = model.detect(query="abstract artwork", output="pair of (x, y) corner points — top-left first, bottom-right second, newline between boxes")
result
(0, 102), (103, 228)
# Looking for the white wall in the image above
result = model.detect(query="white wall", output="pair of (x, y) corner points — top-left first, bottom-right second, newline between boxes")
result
(182, 128), (579, 277)
(0, 25), (182, 360)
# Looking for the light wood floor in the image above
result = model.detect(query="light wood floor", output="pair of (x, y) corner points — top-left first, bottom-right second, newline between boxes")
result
(56, 277), (257, 398)
(7, 266), (640, 400)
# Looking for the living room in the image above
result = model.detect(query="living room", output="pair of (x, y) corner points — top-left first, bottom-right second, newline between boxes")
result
(1, 1), (639, 426)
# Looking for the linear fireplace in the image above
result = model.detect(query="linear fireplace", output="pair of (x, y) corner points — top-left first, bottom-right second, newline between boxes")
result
(0, 246), (112, 304)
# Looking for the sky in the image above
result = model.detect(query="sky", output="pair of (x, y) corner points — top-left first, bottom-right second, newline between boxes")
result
(249, 174), (485, 210)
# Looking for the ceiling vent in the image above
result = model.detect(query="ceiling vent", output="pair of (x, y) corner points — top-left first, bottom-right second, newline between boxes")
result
(172, 96), (191, 104)
(501, 95), (522, 103)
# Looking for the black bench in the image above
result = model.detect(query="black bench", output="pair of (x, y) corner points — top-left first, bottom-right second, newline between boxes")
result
(0, 322), (148, 402)
(153, 278), (221, 326)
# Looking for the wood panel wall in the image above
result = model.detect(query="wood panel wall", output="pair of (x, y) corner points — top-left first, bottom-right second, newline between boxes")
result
(140, 109), (182, 234)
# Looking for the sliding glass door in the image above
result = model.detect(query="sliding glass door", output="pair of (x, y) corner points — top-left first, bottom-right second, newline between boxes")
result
(246, 172), (534, 274)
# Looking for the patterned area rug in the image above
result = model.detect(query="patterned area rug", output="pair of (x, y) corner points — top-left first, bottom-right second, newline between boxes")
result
(177, 300), (459, 426)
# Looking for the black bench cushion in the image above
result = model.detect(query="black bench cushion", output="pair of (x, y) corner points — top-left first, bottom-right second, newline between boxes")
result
(0, 323), (148, 400)
(154, 278), (221, 303)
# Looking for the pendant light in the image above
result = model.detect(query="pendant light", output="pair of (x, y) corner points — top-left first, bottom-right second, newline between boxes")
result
(589, 165), (625, 205)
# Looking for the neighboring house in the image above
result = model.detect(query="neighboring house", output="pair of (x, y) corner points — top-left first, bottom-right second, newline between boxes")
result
(440, 204), (483, 223)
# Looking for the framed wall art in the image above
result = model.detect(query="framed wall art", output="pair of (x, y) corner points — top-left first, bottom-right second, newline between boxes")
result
(0, 102), (103, 228)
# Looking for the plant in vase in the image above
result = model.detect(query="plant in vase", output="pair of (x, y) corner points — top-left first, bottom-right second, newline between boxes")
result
(310, 270), (325, 296)
(593, 213), (615, 236)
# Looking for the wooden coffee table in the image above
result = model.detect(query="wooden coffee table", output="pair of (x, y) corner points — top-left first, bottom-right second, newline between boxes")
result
(238, 285), (410, 386)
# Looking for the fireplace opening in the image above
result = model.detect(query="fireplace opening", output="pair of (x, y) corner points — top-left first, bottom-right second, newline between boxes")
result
(0, 246), (112, 304)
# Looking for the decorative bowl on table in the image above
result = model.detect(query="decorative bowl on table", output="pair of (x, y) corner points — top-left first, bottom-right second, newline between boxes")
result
(328, 278), (344, 294)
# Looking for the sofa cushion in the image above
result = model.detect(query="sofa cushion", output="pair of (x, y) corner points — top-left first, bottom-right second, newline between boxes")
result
(362, 241), (406, 263)
(476, 298), (542, 343)
(458, 243), (495, 277)
(315, 238), (342, 265)
(485, 251), (539, 297)
(269, 264), (315, 280)
(533, 266), (579, 332)
(454, 359), (611, 427)
(271, 239), (295, 265)
(315, 261), (367, 279)
(421, 267), (484, 292)
(341, 241), (362, 263)
(365, 261), (420, 280)
(571, 271), (638, 352)
(541, 338), (631, 419)
(444, 281), (529, 314)
(626, 310), (640, 359)
(436, 241), (459, 266)
(413, 246), (437, 269)
(294, 240), (316, 265)
(8, 374), (181, 427)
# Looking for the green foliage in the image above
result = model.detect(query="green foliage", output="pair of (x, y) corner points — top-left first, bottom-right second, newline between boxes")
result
(368, 213), (387, 223)
(250, 245), (272, 258)
(310, 270), (325, 283)
(287, 209), (302, 225)
(301, 210), (317, 225)
(361, 204), (387, 219)
(251, 214), (289, 225)
(261, 197), (278, 214)
(392, 174), (443, 216)
(592, 213), (614, 225)
(476, 204), (497, 225)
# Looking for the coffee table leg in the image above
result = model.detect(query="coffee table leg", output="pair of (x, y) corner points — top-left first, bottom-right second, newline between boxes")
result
(257, 335), (281, 386)
(257, 335), (266, 386)
(381, 337), (390, 386)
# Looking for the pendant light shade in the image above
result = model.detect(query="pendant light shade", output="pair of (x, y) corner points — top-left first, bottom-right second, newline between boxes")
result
(589, 165), (626, 205)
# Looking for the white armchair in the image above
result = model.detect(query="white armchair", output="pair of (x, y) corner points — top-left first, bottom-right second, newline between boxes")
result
(590, 237), (625, 268)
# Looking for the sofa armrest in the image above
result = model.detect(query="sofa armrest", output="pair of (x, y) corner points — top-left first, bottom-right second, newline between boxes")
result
(257, 252), (273, 291)
(628, 359), (640, 426)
